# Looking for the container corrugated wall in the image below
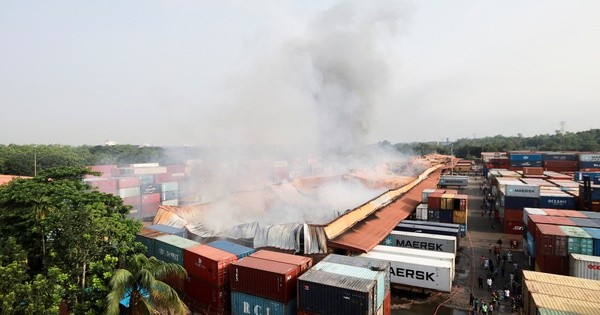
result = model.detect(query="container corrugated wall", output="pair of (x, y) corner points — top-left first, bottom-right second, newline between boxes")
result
(147, 224), (187, 238)
(250, 250), (313, 273)
(320, 254), (390, 295)
(559, 226), (593, 256)
(184, 275), (229, 314)
(298, 269), (375, 315)
(231, 291), (296, 315)
(153, 234), (199, 266)
(229, 256), (299, 303)
(381, 231), (456, 255)
(183, 244), (237, 287)
(581, 227), (600, 256)
(208, 240), (256, 259)
(569, 253), (600, 280)
(135, 227), (165, 256)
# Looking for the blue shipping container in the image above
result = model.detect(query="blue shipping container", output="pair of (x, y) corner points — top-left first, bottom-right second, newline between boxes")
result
(147, 224), (187, 238)
(539, 196), (576, 210)
(207, 240), (255, 259)
(231, 291), (296, 315)
(582, 228), (600, 256)
(579, 185), (600, 201)
(504, 196), (540, 209)
(509, 154), (543, 161)
(580, 211), (600, 219)
(509, 160), (543, 167)
(573, 172), (600, 182)
(542, 153), (578, 161)
(438, 210), (453, 223)
(580, 161), (600, 169)
(526, 231), (535, 259)
(569, 218), (600, 228)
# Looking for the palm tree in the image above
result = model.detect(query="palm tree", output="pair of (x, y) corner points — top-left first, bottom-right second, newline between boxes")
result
(106, 254), (188, 315)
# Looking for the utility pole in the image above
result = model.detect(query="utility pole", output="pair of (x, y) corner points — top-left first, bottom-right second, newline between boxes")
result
(560, 121), (566, 150)
(34, 150), (37, 176)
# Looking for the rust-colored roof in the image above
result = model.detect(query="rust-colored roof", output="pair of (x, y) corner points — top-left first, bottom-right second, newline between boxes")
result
(0, 175), (30, 186)
(327, 166), (444, 253)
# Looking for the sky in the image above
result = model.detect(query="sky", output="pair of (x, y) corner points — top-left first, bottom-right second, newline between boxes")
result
(1, 0), (599, 149)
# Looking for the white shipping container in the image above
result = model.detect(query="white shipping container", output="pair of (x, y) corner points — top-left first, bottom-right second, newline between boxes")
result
(130, 163), (160, 168)
(421, 189), (436, 203)
(505, 184), (540, 198)
(579, 154), (600, 162)
(360, 251), (453, 292)
(439, 176), (468, 186)
(132, 167), (167, 175)
(569, 253), (600, 280)
(416, 204), (428, 221)
(381, 231), (456, 255)
(371, 245), (455, 279)
(523, 208), (547, 226)
(118, 187), (140, 198)
(161, 199), (179, 206)
(160, 182), (179, 192)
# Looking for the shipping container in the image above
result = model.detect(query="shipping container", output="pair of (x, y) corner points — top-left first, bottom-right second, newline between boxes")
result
(438, 210), (453, 223)
(147, 224), (187, 238)
(140, 183), (160, 194)
(371, 245), (455, 279)
(160, 181), (179, 192)
(504, 208), (523, 221)
(544, 160), (579, 172)
(135, 227), (165, 256)
(524, 281), (600, 315)
(529, 215), (554, 237)
(524, 208), (547, 227)
(510, 160), (543, 167)
(581, 227), (600, 256)
(561, 210), (586, 218)
(381, 231), (456, 255)
(534, 224), (569, 275)
(184, 275), (229, 314)
(117, 177), (141, 189)
(543, 153), (579, 161)
(161, 190), (179, 201)
(360, 251), (453, 292)
(394, 223), (460, 241)
(579, 154), (600, 162)
(141, 193), (160, 205)
(415, 203), (428, 220)
(573, 172), (600, 182)
(312, 261), (385, 309)
(539, 192), (577, 210)
(84, 178), (117, 194)
(580, 211), (600, 219)
(250, 250), (313, 273)
(207, 240), (256, 259)
(578, 185), (600, 201)
(505, 184), (541, 198)
(580, 161), (600, 169)
(510, 153), (543, 161)
(427, 193), (443, 210)
(320, 254), (390, 295)
(427, 209), (440, 222)
(559, 226), (593, 256)
(438, 176), (468, 187)
(231, 291), (295, 315)
(400, 220), (465, 238)
(569, 218), (600, 228)
(504, 220), (525, 235)
(229, 256), (299, 303)
(421, 189), (436, 203)
(88, 164), (117, 178)
(298, 269), (375, 315)
(153, 234), (199, 266)
(529, 292), (600, 315)
(504, 196), (540, 209)
(453, 195), (468, 211)
(526, 231), (535, 259)
(569, 253), (600, 281)
(183, 244), (237, 287)
(523, 167), (545, 176)
(118, 187), (140, 199)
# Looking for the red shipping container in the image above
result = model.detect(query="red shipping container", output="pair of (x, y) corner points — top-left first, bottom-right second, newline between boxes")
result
(528, 215), (553, 236)
(229, 256), (300, 303)
(504, 208), (523, 221)
(141, 202), (160, 218)
(89, 165), (117, 178)
(250, 250), (313, 273)
(122, 196), (141, 207)
(503, 220), (525, 235)
(183, 244), (237, 287)
(541, 209), (565, 217)
(166, 165), (187, 173)
(560, 210), (586, 218)
(453, 195), (468, 211)
(184, 275), (229, 314)
(534, 224), (568, 258)
(383, 291), (391, 315)
(87, 178), (117, 194)
(154, 173), (175, 184)
(523, 167), (544, 176)
(543, 161), (578, 172)
(547, 216), (576, 226)
(117, 177), (141, 189)
(427, 193), (443, 210)
(535, 254), (569, 275)
(141, 193), (160, 205)
(580, 168), (600, 172)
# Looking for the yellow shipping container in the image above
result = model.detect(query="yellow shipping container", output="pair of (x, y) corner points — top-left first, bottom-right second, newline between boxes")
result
(453, 210), (467, 224)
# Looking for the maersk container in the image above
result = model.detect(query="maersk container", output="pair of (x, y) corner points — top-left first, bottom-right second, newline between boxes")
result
(231, 291), (296, 315)
(371, 245), (455, 279)
(207, 240), (255, 259)
(569, 253), (600, 281)
(183, 244), (237, 287)
(153, 234), (199, 266)
(250, 250), (313, 273)
(438, 176), (468, 187)
(505, 184), (541, 198)
(320, 254), (390, 296)
(579, 154), (600, 162)
(312, 261), (385, 309)
(381, 231), (456, 255)
(504, 196), (540, 209)
(298, 269), (375, 315)
(360, 251), (453, 292)
(229, 256), (299, 303)
(147, 224), (187, 238)
(415, 203), (428, 220)
(394, 223), (460, 247)
(569, 218), (600, 229)
(559, 226), (594, 256)
(135, 227), (165, 256)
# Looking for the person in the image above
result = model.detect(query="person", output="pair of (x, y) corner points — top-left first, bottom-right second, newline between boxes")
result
(489, 244), (493, 254)
(487, 276), (493, 292)
(505, 288), (510, 299)
(470, 292), (474, 306)
(488, 302), (494, 314)
(497, 237), (503, 249)
(478, 275), (484, 289)
(513, 261), (518, 272)
(507, 250), (513, 262)
(496, 253), (500, 264)
(480, 255), (485, 266)
(501, 264), (506, 278)
(481, 302), (488, 315)
(509, 272), (515, 284)
(484, 257), (490, 269)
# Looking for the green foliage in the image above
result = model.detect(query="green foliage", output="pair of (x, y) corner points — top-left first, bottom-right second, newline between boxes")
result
(106, 254), (188, 315)
(0, 167), (143, 314)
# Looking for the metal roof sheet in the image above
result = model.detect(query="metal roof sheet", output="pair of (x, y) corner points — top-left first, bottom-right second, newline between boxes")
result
(523, 270), (600, 291)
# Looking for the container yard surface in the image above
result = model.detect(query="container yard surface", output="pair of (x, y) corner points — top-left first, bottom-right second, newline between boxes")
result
(393, 175), (525, 314)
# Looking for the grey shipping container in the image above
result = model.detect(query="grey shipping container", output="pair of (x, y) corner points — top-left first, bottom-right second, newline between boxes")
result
(161, 181), (179, 192)
(161, 190), (179, 201)
(146, 224), (187, 238)
(321, 254), (390, 295)
(141, 183), (161, 195)
(298, 269), (375, 315)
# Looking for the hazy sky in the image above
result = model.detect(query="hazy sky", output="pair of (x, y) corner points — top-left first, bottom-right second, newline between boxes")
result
(2, 1), (599, 148)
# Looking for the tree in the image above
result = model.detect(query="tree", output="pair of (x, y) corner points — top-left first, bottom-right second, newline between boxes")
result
(0, 167), (143, 314)
(106, 254), (188, 315)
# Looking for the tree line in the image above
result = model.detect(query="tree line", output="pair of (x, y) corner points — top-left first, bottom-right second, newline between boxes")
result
(392, 129), (600, 160)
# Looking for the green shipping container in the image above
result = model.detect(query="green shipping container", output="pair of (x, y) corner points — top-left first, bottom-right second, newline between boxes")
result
(135, 227), (166, 256)
(153, 234), (199, 266)
(559, 226), (594, 256)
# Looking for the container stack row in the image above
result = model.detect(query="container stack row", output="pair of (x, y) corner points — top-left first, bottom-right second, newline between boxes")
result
(417, 188), (468, 236)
